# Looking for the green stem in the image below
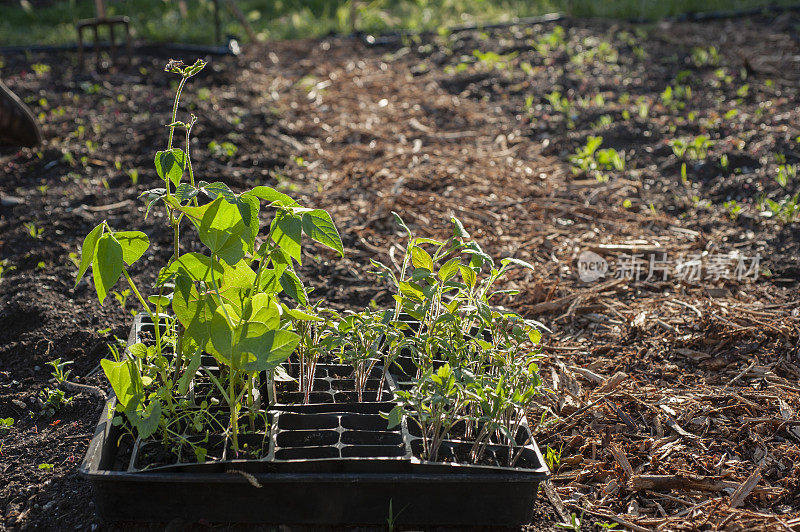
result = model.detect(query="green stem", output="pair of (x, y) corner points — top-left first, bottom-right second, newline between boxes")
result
(209, 255), (234, 326)
(247, 378), (255, 432)
(123, 269), (161, 354)
(163, 77), (188, 239)
(202, 366), (230, 404)
(185, 126), (198, 207)
(267, 370), (275, 405)
(167, 77), (188, 151)
(229, 366), (238, 454)
(172, 218), (180, 261)
(208, 253), (240, 453)
(393, 239), (413, 321)
(251, 218), (279, 295)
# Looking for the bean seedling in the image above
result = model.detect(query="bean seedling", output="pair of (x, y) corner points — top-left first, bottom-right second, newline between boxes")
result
(76, 59), (344, 453)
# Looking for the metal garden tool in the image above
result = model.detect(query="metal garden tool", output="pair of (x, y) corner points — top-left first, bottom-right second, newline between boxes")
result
(76, 0), (132, 69)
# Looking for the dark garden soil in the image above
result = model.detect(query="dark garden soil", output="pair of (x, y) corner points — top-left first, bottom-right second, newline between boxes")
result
(1, 11), (799, 531)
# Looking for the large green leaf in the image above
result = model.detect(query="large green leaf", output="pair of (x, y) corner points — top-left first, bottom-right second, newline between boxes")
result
(198, 182), (259, 250)
(459, 265), (477, 290)
(282, 305), (322, 322)
(154, 148), (186, 187)
(200, 181), (237, 203)
(271, 211), (302, 265)
(386, 404), (404, 429)
(161, 252), (223, 284)
(177, 348), (203, 395)
(75, 223), (103, 287)
(238, 329), (300, 373)
(207, 303), (298, 372)
(213, 261), (257, 317)
(101, 359), (137, 409)
(208, 303), (239, 364)
(438, 257), (461, 282)
(259, 268), (280, 294)
(279, 269), (307, 305)
(132, 399), (161, 440)
(301, 209), (343, 257)
(411, 246), (434, 271)
(246, 293), (281, 328)
(92, 234), (124, 305)
(184, 196), (249, 265)
(398, 281), (425, 302)
(246, 186), (297, 208)
(238, 193), (260, 252)
(220, 259), (257, 289)
(172, 274), (216, 348)
(258, 248), (291, 293)
(113, 231), (149, 266)
(174, 183), (199, 203)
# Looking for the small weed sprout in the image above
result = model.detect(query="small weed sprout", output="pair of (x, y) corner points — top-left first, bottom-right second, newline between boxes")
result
(472, 49), (518, 72)
(23, 222), (44, 239)
(112, 289), (132, 313)
(208, 140), (238, 159)
(47, 358), (73, 383)
(544, 444), (562, 472)
(660, 84), (691, 111)
(555, 512), (582, 532)
(39, 387), (71, 417)
(670, 135), (713, 160)
(0, 417), (14, 435)
(763, 195), (800, 224)
(31, 63), (51, 75)
(691, 45), (720, 67)
(775, 162), (797, 188)
(545, 91), (576, 129)
(569, 136), (625, 182)
(0, 259), (15, 283)
(127, 169), (139, 186)
(723, 200), (742, 220)
(759, 161), (800, 223)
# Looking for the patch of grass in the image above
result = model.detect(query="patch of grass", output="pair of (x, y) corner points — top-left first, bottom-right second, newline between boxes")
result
(0, 0), (797, 47)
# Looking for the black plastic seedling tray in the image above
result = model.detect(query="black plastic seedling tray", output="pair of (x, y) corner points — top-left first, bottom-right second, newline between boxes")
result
(81, 315), (549, 526)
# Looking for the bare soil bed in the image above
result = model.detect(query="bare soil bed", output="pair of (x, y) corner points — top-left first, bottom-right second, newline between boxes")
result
(1, 11), (799, 531)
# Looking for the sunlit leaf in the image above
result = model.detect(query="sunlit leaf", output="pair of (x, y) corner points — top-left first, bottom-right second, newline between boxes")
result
(154, 148), (186, 187)
(301, 209), (343, 257)
(114, 231), (149, 266)
(75, 223), (103, 286)
(92, 233), (124, 305)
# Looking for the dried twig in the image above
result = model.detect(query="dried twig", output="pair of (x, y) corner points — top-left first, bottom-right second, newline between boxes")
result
(729, 468), (762, 508)
(629, 474), (773, 495)
(59, 381), (107, 401)
(609, 444), (634, 479)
